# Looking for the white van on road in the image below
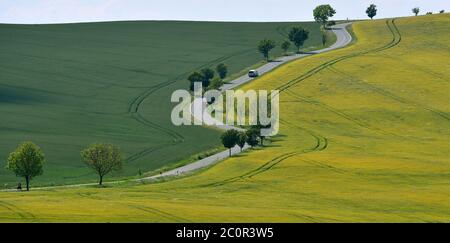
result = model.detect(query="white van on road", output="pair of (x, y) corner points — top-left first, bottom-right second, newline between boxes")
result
(248, 70), (259, 78)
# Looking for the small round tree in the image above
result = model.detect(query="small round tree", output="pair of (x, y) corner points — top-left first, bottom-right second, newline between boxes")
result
(288, 27), (309, 53)
(313, 4), (336, 29)
(258, 39), (276, 61)
(366, 4), (377, 19)
(237, 132), (248, 152)
(245, 129), (260, 148)
(412, 7), (420, 16)
(200, 68), (215, 87)
(81, 143), (122, 186)
(6, 141), (45, 191)
(188, 71), (204, 91)
(216, 63), (228, 79)
(220, 130), (239, 156)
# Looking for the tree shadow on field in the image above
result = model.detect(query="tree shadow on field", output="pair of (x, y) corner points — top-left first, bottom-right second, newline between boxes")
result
(264, 144), (282, 148)
(0, 87), (49, 104)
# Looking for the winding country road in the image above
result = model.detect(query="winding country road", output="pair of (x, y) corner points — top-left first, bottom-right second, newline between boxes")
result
(1, 23), (352, 191)
(144, 22), (353, 180)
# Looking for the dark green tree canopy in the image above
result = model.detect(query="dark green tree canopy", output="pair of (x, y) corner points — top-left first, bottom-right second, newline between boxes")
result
(288, 27), (310, 52)
(366, 4), (378, 19)
(200, 68), (215, 87)
(188, 71), (204, 90)
(201, 68), (214, 81)
(6, 141), (45, 191)
(236, 132), (248, 151)
(81, 143), (122, 185)
(221, 129), (240, 156)
(257, 39), (276, 61)
(245, 129), (259, 147)
(313, 4), (336, 27)
(188, 68), (215, 90)
(412, 7), (420, 16)
(216, 63), (228, 79)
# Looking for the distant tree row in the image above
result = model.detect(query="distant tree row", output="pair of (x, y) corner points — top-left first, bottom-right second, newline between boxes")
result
(5, 141), (123, 190)
(220, 125), (267, 156)
(257, 25), (311, 61)
(187, 63), (228, 90)
(257, 4), (337, 61)
(412, 8), (445, 16)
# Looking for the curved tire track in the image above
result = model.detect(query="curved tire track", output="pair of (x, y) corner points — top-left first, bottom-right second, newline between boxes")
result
(201, 119), (328, 187)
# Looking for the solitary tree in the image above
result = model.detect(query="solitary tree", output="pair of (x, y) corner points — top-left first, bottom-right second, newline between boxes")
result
(216, 63), (228, 79)
(313, 4), (336, 28)
(288, 27), (309, 53)
(281, 40), (291, 55)
(440, 10), (445, 14)
(426, 12), (433, 15)
(258, 39), (276, 61)
(6, 141), (45, 191)
(188, 71), (204, 90)
(245, 129), (259, 148)
(220, 129), (239, 156)
(366, 4), (377, 19)
(236, 132), (247, 152)
(81, 143), (122, 186)
(412, 7), (420, 16)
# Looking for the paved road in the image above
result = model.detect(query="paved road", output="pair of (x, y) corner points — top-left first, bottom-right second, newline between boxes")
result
(1, 23), (352, 191)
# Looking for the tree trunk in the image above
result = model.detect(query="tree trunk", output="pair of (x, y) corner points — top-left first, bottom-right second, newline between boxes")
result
(99, 175), (103, 186)
(229, 149), (232, 157)
(25, 176), (30, 191)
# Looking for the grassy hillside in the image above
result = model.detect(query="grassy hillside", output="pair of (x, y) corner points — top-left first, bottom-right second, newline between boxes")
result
(1, 13), (449, 222)
(0, 21), (324, 186)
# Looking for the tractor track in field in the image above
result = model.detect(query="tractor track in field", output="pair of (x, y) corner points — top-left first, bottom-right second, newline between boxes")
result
(301, 158), (347, 174)
(200, 120), (328, 187)
(283, 89), (415, 140)
(128, 204), (191, 223)
(327, 65), (450, 122)
(276, 19), (401, 93)
(276, 19), (419, 141)
(75, 191), (190, 222)
(0, 201), (35, 220)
